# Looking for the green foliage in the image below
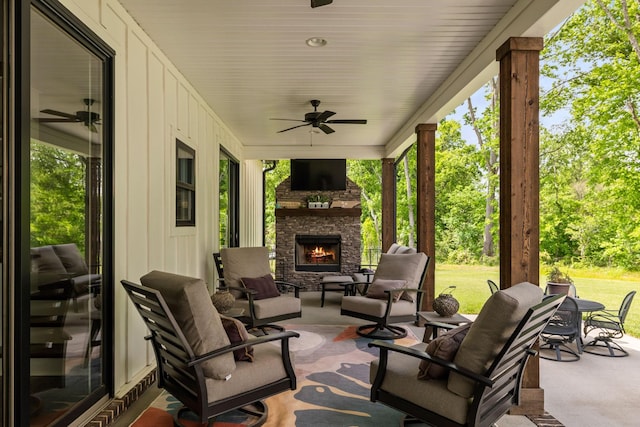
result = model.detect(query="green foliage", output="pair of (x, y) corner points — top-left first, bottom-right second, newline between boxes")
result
(546, 266), (574, 284)
(539, 0), (640, 269)
(30, 142), (86, 251)
(264, 160), (290, 250)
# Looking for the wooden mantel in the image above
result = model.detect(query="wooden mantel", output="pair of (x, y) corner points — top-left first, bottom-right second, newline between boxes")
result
(275, 208), (361, 218)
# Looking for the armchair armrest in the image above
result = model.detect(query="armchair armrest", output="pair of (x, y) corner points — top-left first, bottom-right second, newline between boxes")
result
(145, 330), (300, 366)
(368, 340), (494, 387)
(187, 331), (300, 366)
(275, 280), (305, 298)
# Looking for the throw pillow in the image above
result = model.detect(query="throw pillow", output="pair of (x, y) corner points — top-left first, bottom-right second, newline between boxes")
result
(220, 316), (254, 362)
(365, 279), (407, 302)
(241, 274), (280, 300)
(418, 323), (471, 380)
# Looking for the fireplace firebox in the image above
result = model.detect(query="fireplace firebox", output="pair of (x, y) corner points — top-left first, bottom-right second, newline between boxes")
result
(295, 235), (341, 272)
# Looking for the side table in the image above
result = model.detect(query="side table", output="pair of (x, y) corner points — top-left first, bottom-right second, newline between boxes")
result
(417, 311), (471, 342)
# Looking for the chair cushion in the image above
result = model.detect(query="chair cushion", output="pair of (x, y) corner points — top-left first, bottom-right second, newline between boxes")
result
(140, 270), (235, 380)
(365, 279), (407, 302)
(448, 282), (543, 398)
(370, 342), (470, 425)
(241, 274), (280, 300)
(387, 243), (402, 254)
(220, 316), (254, 362)
(372, 253), (428, 302)
(221, 247), (272, 299)
(52, 243), (89, 275)
(205, 342), (289, 402)
(418, 323), (471, 380)
(31, 246), (67, 275)
(235, 295), (301, 319)
(342, 296), (415, 318)
(395, 245), (417, 254)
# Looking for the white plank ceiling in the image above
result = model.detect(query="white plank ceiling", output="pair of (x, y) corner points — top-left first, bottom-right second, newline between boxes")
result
(118, 0), (585, 159)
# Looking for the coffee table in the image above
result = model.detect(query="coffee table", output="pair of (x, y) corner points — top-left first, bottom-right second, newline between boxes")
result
(417, 311), (472, 342)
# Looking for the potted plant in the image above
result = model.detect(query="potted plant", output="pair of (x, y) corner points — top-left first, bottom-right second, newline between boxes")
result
(546, 266), (573, 284)
(306, 194), (330, 208)
(546, 266), (574, 295)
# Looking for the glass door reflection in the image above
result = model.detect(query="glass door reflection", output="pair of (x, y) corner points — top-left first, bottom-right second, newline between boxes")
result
(29, 6), (104, 425)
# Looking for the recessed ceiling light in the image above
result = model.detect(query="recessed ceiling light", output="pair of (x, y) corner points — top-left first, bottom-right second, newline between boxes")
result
(306, 37), (327, 47)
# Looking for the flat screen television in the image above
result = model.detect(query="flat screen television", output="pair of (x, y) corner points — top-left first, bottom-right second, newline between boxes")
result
(290, 159), (347, 191)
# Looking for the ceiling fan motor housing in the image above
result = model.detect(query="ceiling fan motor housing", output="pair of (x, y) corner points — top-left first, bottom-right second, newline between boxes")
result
(305, 111), (321, 122)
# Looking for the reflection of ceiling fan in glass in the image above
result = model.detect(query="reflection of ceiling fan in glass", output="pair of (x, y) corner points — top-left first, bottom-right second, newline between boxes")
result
(36, 98), (101, 133)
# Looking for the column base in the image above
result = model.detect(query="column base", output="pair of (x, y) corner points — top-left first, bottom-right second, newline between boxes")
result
(509, 387), (545, 416)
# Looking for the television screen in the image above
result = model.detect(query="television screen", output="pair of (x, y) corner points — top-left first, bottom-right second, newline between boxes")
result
(290, 159), (347, 191)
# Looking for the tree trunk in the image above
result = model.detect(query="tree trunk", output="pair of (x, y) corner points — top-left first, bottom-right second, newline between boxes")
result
(403, 156), (415, 247)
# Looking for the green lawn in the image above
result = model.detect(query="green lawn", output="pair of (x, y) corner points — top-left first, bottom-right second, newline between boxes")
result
(435, 264), (640, 337)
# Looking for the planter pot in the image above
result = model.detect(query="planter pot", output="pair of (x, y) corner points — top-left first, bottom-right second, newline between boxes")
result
(546, 282), (572, 296)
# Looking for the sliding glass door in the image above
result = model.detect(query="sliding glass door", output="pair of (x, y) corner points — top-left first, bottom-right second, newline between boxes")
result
(219, 150), (239, 248)
(4, 1), (114, 425)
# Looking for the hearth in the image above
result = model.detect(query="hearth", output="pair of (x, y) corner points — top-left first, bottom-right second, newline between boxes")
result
(295, 235), (341, 272)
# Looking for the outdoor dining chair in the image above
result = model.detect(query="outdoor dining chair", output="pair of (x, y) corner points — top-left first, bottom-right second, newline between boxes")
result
(539, 296), (581, 362)
(583, 290), (636, 357)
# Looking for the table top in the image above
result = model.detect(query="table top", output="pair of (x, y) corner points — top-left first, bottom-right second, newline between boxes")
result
(418, 311), (471, 324)
(570, 297), (605, 312)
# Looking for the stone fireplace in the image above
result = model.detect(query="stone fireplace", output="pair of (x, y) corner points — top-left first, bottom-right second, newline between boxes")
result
(275, 177), (361, 289)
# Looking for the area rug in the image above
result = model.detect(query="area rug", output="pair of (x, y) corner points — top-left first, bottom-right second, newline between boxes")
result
(131, 324), (419, 427)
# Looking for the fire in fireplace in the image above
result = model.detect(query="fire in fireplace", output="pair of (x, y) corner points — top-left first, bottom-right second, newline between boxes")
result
(295, 234), (341, 272)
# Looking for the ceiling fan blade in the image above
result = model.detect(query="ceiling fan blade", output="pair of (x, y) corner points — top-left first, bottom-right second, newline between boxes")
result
(277, 123), (312, 133)
(35, 118), (78, 123)
(316, 110), (336, 122)
(270, 118), (307, 122)
(311, 0), (333, 8)
(40, 109), (80, 121)
(318, 123), (335, 134)
(89, 123), (98, 133)
(326, 119), (367, 124)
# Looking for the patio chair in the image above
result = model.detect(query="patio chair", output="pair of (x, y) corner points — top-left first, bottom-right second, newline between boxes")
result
(539, 296), (581, 362)
(487, 279), (499, 295)
(368, 283), (564, 427)
(583, 290), (636, 357)
(217, 247), (304, 333)
(340, 252), (430, 339)
(352, 243), (417, 285)
(123, 271), (299, 426)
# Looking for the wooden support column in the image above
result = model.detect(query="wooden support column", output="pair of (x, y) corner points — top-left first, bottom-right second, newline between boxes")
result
(415, 124), (436, 311)
(381, 158), (396, 252)
(497, 37), (544, 415)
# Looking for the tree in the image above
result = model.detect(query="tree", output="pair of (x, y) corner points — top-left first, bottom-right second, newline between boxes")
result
(541, 0), (640, 268)
(30, 142), (86, 251)
(464, 78), (500, 258)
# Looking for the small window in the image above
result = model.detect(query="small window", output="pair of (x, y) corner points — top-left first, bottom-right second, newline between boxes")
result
(176, 139), (195, 226)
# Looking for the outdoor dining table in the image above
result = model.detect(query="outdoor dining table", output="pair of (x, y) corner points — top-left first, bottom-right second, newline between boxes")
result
(568, 297), (606, 353)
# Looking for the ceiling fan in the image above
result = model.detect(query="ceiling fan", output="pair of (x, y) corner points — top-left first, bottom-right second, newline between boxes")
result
(271, 100), (367, 134)
(311, 0), (333, 8)
(36, 98), (101, 133)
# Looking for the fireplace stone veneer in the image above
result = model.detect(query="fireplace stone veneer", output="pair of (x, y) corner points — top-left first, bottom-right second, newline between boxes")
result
(275, 177), (362, 289)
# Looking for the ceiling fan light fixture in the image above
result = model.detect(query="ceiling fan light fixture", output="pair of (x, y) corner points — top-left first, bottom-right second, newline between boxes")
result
(305, 37), (327, 47)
